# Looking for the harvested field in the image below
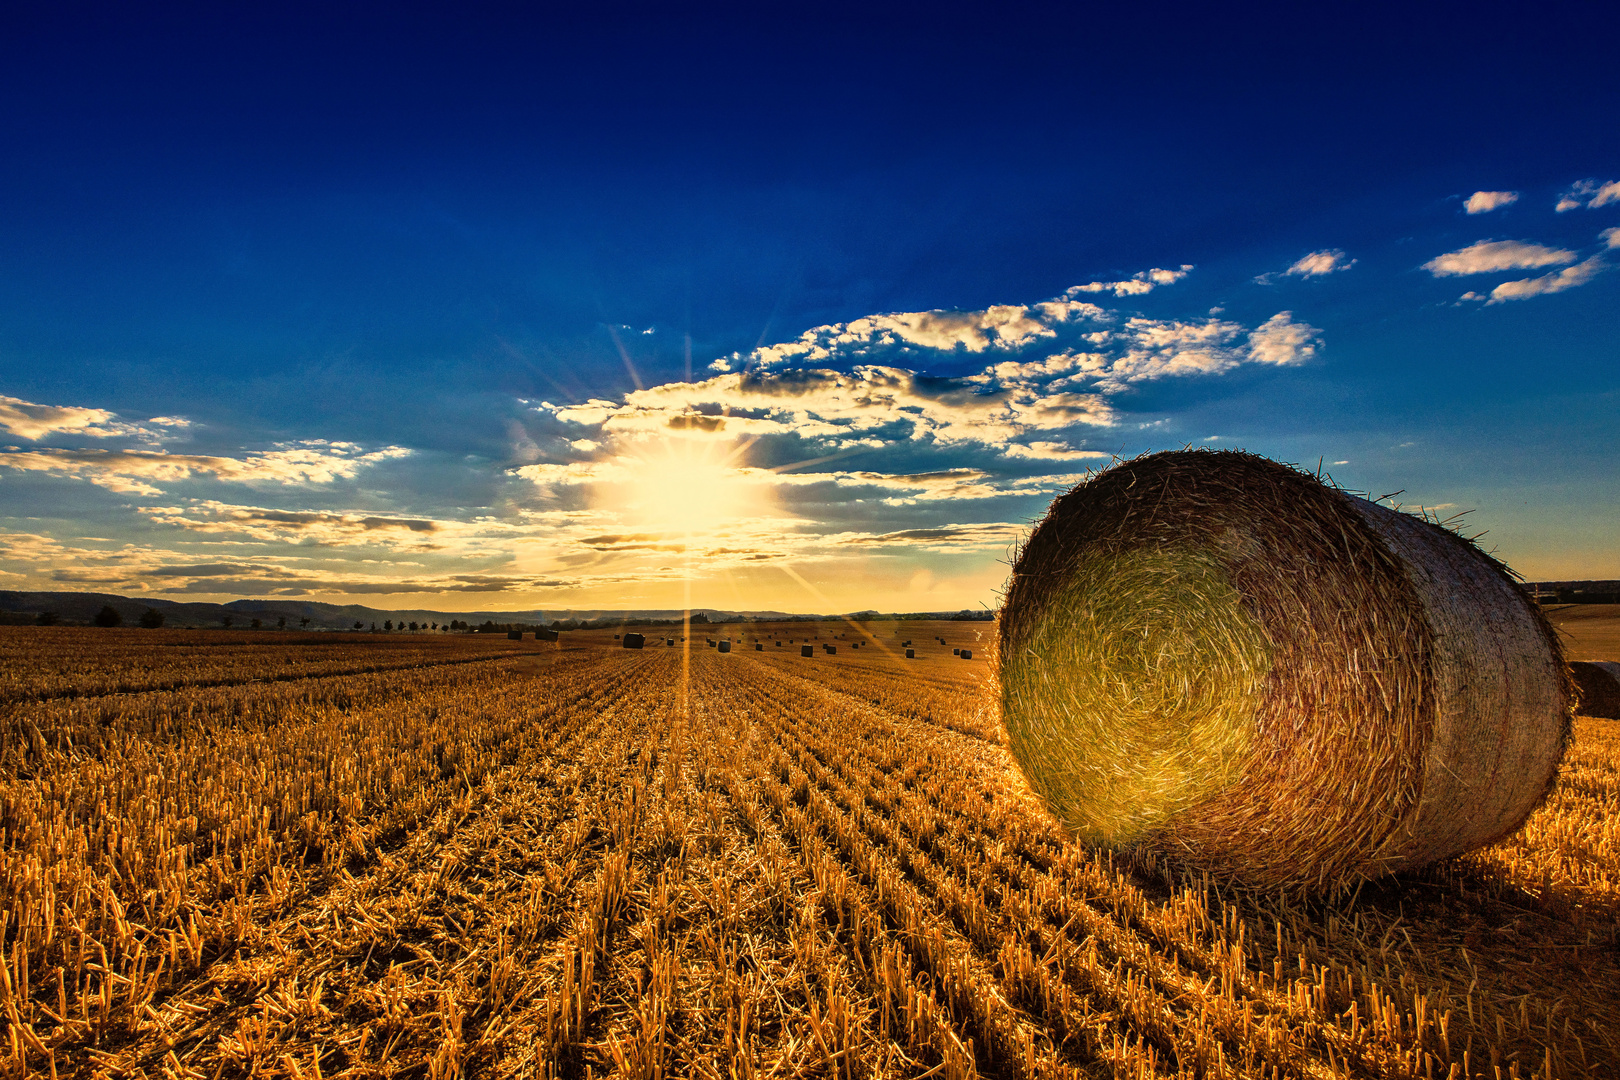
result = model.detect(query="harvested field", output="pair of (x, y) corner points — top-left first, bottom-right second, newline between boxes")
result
(1546, 605), (1620, 663)
(2, 625), (1617, 1079)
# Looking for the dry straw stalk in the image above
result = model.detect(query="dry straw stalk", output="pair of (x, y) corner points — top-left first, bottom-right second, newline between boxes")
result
(999, 449), (1572, 891)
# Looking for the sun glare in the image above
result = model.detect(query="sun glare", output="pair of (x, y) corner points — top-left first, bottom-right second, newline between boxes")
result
(609, 442), (757, 537)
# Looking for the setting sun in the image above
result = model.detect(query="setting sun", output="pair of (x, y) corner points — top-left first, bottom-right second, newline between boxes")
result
(604, 441), (761, 537)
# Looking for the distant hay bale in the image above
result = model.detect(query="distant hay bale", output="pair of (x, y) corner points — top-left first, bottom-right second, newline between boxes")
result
(999, 449), (1572, 890)
(906, 648), (915, 659)
(666, 637), (675, 646)
(1570, 661), (1620, 718)
(755, 643), (763, 651)
(824, 644), (837, 654)
(801, 644), (814, 657)
(961, 649), (973, 660)
(718, 640), (731, 653)
(507, 630), (523, 641)
(622, 633), (645, 649)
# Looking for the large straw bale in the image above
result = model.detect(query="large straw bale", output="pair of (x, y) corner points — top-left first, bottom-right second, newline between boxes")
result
(999, 450), (1572, 890)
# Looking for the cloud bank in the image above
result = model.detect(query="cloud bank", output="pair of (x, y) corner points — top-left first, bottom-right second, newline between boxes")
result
(550, 282), (1319, 458)
(0, 442), (410, 496)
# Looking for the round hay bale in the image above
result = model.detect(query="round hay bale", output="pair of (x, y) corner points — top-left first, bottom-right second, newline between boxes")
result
(1570, 661), (1620, 718)
(999, 449), (1572, 890)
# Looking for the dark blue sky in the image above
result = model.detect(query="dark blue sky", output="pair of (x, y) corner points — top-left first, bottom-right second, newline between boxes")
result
(1, 2), (1616, 610)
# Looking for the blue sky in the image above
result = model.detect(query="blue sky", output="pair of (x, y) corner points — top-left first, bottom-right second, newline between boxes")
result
(1, 3), (1616, 612)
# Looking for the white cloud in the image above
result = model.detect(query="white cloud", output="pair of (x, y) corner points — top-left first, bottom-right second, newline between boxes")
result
(1285, 249), (1356, 276)
(1602, 227), (1620, 250)
(1071, 265), (1193, 297)
(1246, 312), (1322, 365)
(1002, 441), (1111, 461)
(537, 285), (1319, 461)
(710, 300), (1091, 373)
(1556, 179), (1620, 212)
(1422, 239), (1577, 277)
(0, 442), (410, 496)
(1483, 256), (1607, 304)
(544, 366), (1117, 449)
(1463, 190), (1519, 215)
(0, 394), (197, 442)
(0, 394), (130, 441)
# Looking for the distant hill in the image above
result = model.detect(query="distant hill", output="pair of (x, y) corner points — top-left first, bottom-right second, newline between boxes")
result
(0, 590), (990, 628)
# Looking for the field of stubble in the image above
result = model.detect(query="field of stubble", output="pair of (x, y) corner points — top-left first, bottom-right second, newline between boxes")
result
(0, 617), (1616, 1080)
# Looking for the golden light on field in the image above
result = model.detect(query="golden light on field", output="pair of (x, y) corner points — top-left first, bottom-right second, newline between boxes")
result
(2, 623), (1618, 1076)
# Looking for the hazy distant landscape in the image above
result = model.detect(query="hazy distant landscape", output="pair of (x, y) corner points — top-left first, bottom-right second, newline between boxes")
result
(0, 588), (1000, 629)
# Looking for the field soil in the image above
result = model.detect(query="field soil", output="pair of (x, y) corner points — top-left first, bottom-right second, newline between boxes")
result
(1, 624), (1616, 1079)
(1545, 603), (1620, 662)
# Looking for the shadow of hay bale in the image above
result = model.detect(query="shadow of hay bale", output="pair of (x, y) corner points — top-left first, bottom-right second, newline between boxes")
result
(1570, 661), (1620, 718)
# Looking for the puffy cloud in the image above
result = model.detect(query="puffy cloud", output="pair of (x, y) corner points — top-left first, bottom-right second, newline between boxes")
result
(846, 305), (1055, 352)
(0, 394), (186, 441)
(0, 396), (116, 440)
(1422, 240), (1577, 277)
(543, 367), (1116, 449)
(515, 459), (632, 487)
(1071, 312), (1320, 389)
(708, 300), (1105, 374)
(703, 272), (1189, 375)
(1483, 256), (1607, 304)
(1070, 265), (1194, 297)
(1247, 312), (1322, 366)
(0, 442), (410, 496)
(1556, 179), (1620, 212)
(1602, 227), (1620, 250)
(1463, 191), (1519, 214)
(1002, 441), (1111, 461)
(1284, 249), (1356, 277)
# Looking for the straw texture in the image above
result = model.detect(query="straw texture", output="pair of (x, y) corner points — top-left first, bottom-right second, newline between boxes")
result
(999, 450), (1572, 890)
